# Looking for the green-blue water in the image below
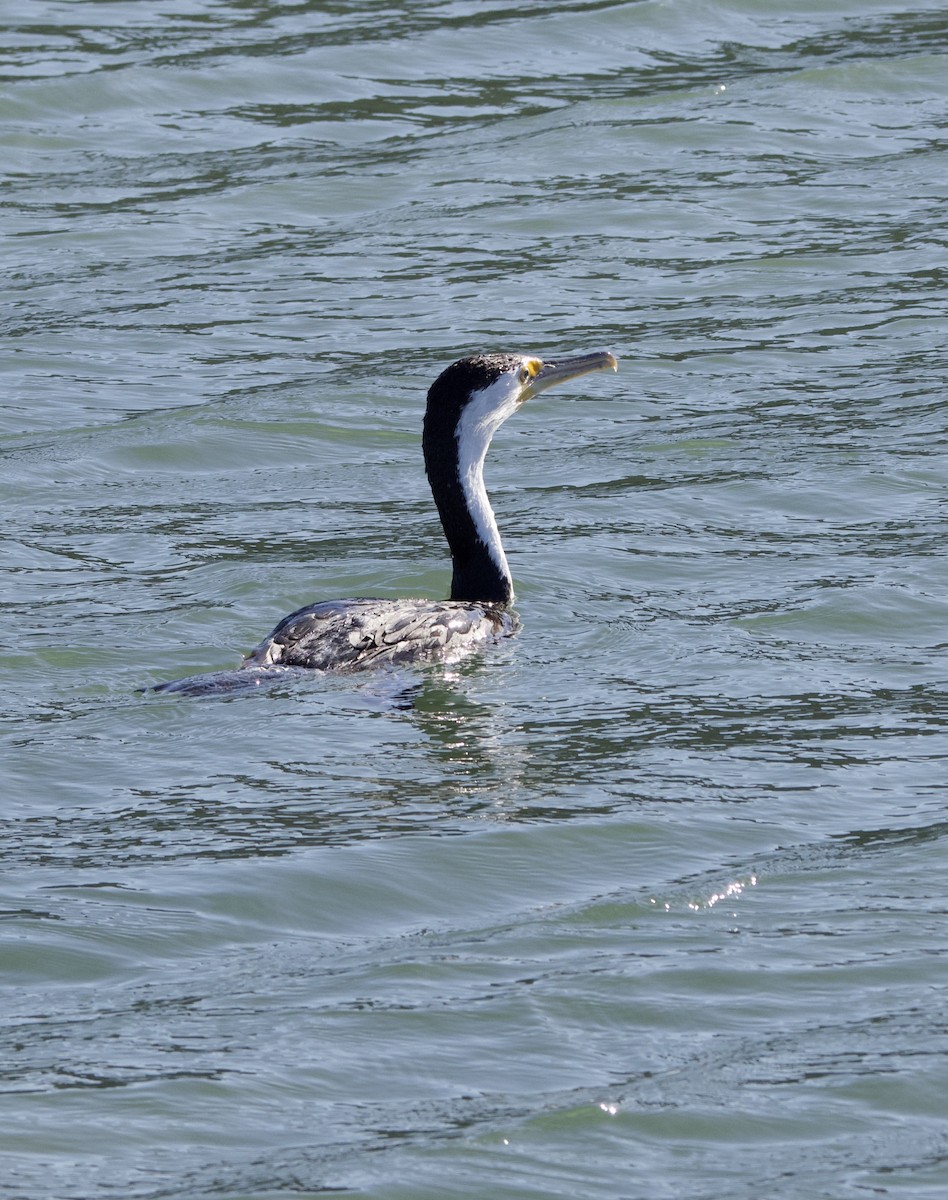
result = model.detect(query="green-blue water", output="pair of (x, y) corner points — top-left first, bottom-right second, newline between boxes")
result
(2, 2), (947, 1197)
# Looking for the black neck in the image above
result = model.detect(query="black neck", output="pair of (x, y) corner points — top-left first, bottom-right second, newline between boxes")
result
(423, 418), (512, 606)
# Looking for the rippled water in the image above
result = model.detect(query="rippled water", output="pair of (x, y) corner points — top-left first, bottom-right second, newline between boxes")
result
(3, 1), (947, 1197)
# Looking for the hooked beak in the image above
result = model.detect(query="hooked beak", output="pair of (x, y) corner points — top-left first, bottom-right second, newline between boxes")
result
(521, 350), (619, 401)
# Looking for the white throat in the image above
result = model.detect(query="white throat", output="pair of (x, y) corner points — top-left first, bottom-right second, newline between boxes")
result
(454, 376), (521, 595)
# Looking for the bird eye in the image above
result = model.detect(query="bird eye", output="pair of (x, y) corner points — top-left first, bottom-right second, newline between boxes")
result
(518, 360), (540, 384)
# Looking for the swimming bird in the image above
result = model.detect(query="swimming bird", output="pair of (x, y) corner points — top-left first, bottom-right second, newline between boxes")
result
(155, 350), (617, 693)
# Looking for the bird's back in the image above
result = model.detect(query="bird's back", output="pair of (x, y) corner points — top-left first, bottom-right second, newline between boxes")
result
(242, 597), (519, 672)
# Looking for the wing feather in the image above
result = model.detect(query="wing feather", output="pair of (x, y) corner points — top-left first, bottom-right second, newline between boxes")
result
(241, 598), (516, 672)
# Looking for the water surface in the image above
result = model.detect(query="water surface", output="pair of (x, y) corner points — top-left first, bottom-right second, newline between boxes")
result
(2, 1), (947, 1197)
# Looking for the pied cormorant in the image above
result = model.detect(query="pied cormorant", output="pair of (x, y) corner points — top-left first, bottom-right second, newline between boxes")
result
(155, 350), (618, 693)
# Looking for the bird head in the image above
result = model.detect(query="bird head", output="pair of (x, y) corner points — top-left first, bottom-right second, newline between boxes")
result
(424, 349), (619, 451)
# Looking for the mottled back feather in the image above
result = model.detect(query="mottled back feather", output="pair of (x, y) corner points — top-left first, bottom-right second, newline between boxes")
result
(242, 598), (519, 672)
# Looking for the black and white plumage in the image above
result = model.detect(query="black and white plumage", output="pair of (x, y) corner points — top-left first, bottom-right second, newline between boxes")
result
(241, 596), (515, 672)
(155, 350), (618, 694)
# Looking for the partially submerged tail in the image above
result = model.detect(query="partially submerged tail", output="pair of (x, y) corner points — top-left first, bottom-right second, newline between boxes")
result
(148, 665), (308, 697)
